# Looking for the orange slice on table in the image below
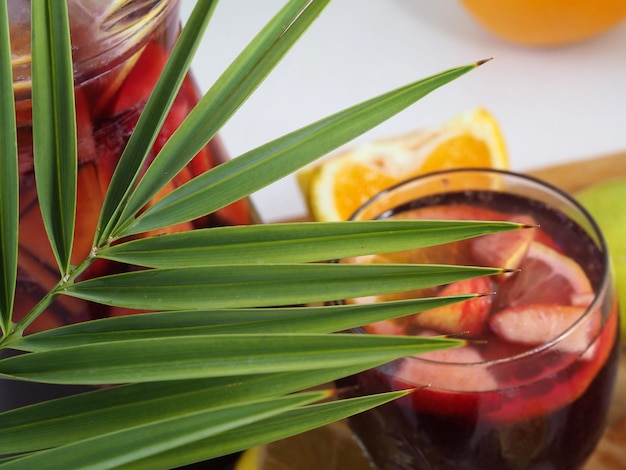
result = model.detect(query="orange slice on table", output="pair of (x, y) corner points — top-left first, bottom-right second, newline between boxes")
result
(298, 108), (508, 221)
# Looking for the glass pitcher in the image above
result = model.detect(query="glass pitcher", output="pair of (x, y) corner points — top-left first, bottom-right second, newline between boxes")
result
(10, 0), (257, 333)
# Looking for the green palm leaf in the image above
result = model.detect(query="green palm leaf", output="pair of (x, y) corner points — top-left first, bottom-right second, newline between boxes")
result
(0, 1), (18, 333)
(0, 391), (328, 469)
(121, 393), (411, 470)
(95, 0), (218, 244)
(0, 391), (408, 470)
(0, 333), (462, 385)
(62, 263), (500, 310)
(0, 0), (506, 467)
(15, 296), (478, 351)
(98, 219), (518, 267)
(30, 0), (76, 275)
(0, 364), (398, 454)
(117, 61), (482, 237)
(112, 0), (331, 239)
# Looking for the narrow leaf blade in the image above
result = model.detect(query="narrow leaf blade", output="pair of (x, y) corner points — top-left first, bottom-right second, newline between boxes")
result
(0, 392), (326, 470)
(99, 220), (521, 268)
(0, 364), (386, 454)
(31, 0), (76, 274)
(61, 263), (501, 310)
(0, 333), (462, 384)
(121, 62), (483, 236)
(115, 0), (330, 233)
(16, 296), (479, 351)
(124, 392), (411, 470)
(0, 1), (19, 332)
(96, 0), (218, 244)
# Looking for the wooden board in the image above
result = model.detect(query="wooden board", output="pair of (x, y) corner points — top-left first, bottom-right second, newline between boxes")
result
(528, 151), (626, 195)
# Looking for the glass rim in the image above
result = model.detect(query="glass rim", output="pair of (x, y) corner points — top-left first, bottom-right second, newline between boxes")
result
(347, 167), (612, 367)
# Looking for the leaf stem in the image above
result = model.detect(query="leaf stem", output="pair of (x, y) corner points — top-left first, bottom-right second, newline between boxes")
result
(2, 250), (98, 343)
(1, 288), (59, 346)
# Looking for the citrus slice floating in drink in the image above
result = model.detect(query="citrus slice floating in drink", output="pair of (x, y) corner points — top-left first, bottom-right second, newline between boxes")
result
(489, 304), (589, 352)
(469, 214), (536, 271)
(298, 108), (508, 221)
(501, 241), (593, 307)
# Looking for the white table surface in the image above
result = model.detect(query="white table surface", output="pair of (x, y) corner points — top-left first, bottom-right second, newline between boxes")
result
(180, 0), (626, 223)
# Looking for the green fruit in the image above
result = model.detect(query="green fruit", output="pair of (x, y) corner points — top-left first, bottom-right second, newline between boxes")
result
(575, 177), (626, 340)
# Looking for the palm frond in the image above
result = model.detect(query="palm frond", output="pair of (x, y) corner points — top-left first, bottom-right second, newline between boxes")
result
(96, 0), (219, 243)
(116, 61), (481, 237)
(97, 219), (518, 267)
(0, 1), (503, 467)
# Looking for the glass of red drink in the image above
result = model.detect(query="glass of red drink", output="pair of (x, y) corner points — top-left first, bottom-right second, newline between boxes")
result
(337, 169), (620, 469)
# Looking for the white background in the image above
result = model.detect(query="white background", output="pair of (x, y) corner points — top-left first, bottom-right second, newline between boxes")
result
(180, 0), (626, 223)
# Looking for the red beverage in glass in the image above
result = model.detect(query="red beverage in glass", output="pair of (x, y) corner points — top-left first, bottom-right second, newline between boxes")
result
(338, 169), (620, 469)
(10, 0), (256, 333)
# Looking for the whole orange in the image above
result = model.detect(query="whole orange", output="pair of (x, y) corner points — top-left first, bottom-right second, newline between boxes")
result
(460, 0), (626, 47)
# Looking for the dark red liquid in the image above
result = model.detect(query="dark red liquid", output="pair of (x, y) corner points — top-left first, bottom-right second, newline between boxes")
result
(340, 333), (618, 469)
(339, 190), (620, 469)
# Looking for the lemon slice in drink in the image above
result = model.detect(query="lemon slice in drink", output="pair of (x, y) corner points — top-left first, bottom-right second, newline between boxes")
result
(298, 108), (508, 221)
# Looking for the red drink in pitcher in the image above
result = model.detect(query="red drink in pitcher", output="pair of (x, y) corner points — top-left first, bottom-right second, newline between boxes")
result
(10, 1), (256, 333)
(338, 169), (619, 469)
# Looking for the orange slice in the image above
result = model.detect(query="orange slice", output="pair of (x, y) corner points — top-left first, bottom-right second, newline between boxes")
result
(298, 108), (508, 221)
